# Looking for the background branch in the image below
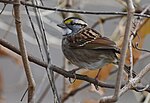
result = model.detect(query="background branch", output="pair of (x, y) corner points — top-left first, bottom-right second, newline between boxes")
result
(0, 38), (150, 93)
(0, 0), (149, 17)
(119, 63), (150, 96)
(0, 0), (149, 102)
(99, 0), (135, 102)
(13, 0), (35, 102)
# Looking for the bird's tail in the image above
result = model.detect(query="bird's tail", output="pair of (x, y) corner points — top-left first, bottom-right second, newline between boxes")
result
(124, 64), (137, 78)
(115, 61), (137, 78)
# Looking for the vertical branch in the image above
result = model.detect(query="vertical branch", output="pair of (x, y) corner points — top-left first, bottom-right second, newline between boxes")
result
(13, 0), (35, 102)
(128, 4), (150, 79)
(62, 59), (68, 95)
(113, 0), (135, 99)
(129, 35), (134, 78)
(99, 0), (135, 102)
(30, 0), (60, 102)
(59, 0), (74, 102)
(26, 0), (60, 102)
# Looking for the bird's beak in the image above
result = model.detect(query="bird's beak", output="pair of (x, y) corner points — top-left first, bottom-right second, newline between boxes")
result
(57, 23), (66, 29)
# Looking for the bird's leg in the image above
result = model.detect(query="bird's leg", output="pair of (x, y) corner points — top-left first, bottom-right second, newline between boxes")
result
(95, 69), (101, 80)
(94, 69), (102, 90)
(68, 67), (81, 83)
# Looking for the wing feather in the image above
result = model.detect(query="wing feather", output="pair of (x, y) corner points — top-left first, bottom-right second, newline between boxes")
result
(67, 28), (120, 53)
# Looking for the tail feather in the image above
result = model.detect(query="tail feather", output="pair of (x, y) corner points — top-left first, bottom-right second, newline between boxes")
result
(115, 61), (137, 77)
(124, 65), (137, 78)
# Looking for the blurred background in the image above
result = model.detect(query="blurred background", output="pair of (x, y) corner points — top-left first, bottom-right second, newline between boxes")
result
(0, 0), (150, 103)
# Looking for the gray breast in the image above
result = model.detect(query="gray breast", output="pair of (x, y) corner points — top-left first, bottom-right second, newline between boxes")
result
(62, 38), (117, 69)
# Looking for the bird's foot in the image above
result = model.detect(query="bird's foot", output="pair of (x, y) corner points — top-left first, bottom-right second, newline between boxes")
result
(94, 78), (99, 90)
(68, 68), (81, 83)
(94, 69), (102, 90)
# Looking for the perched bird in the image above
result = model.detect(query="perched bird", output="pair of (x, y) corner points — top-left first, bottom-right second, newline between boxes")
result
(57, 17), (136, 77)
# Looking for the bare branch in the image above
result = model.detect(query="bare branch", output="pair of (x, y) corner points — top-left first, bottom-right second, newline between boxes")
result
(0, 38), (150, 92)
(129, 34), (134, 78)
(99, 0), (135, 102)
(28, 0), (60, 102)
(119, 63), (150, 96)
(13, 0), (35, 102)
(136, 63), (150, 79)
(115, 0), (135, 97)
(129, 4), (150, 79)
(0, 0), (150, 17)
(0, 3), (6, 15)
(20, 1), (150, 18)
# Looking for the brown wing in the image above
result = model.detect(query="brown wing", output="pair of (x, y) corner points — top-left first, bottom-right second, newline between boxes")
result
(67, 27), (120, 53)
(67, 27), (101, 47)
(81, 37), (120, 53)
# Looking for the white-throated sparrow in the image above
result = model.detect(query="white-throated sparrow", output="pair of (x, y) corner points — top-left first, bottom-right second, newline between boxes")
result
(57, 17), (136, 77)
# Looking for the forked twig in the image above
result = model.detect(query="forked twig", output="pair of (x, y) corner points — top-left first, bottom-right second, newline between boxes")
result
(119, 63), (150, 96)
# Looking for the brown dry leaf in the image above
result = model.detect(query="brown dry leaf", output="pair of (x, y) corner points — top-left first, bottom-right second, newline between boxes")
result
(68, 18), (150, 94)
(0, 45), (22, 65)
(68, 64), (114, 92)
(83, 99), (99, 103)
(126, 18), (150, 64)
(90, 84), (105, 95)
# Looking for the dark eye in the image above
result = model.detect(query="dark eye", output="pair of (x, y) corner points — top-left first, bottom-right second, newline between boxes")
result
(70, 21), (74, 25)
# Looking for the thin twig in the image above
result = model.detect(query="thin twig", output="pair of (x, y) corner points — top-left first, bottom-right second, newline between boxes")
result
(119, 5), (150, 97)
(132, 5), (150, 54)
(20, 1), (150, 18)
(60, 0), (74, 102)
(13, 0), (35, 102)
(115, 0), (135, 97)
(116, 0), (135, 98)
(34, 74), (47, 103)
(119, 63), (150, 96)
(0, 0), (14, 4)
(25, 5), (45, 61)
(0, 38), (150, 92)
(36, 73), (60, 103)
(62, 58), (68, 103)
(0, 0), (149, 17)
(129, 4), (150, 79)
(30, 1), (60, 102)
(129, 35), (134, 78)
(134, 43), (150, 53)
(99, 0), (135, 102)
(136, 63), (150, 79)
(0, 3), (6, 15)
(91, 16), (122, 28)
(132, 5), (150, 36)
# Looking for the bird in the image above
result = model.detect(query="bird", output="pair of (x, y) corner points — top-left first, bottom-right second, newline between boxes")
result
(57, 17), (136, 77)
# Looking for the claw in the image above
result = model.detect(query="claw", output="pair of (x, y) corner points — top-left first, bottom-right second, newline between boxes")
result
(94, 78), (99, 90)
(68, 68), (81, 83)
(69, 73), (77, 83)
